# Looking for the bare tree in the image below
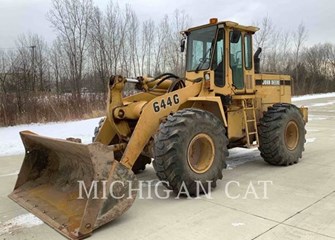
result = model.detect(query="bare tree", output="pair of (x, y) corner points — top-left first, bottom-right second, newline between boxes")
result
(293, 22), (308, 93)
(89, 6), (109, 92)
(14, 33), (49, 92)
(0, 50), (13, 125)
(0, 50), (10, 94)
(50, 38), (65, 97)
(278, 31), (292, 73)
(253, 17), (274, 50)
(48, 0), (93, 97)
(169, 9), (191, 76)
(253, 16), (275, 71)
(125, 5), (140, 77)
(104, 1), (128, 75)
(140, 19), (155, 76)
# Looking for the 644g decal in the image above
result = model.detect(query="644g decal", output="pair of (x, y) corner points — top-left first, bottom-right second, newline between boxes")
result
(153, 94), (180, 112)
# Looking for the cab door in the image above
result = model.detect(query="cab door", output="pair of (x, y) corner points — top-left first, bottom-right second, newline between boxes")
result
(229, 30), (255, 94)
(243, 33), (255, 93)
(229, 30), (244, 92)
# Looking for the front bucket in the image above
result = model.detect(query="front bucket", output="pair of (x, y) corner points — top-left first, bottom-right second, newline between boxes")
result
(9, 131), (137, 239)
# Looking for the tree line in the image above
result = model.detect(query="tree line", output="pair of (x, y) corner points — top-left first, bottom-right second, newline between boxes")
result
(0, 0), (189, 126)
(253, 17), (335, 95)
(1, 0), (335, 126)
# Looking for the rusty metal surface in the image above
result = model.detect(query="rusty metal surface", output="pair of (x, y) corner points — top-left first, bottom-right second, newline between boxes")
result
(9, 131), (137, 239)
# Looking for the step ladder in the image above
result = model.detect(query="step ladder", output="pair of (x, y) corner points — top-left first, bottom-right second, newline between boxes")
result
(241, 98), (259, 148)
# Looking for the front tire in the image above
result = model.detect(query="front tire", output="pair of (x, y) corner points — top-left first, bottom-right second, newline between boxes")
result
(258, 103), (306, 166)
(153, 109), (228, 195)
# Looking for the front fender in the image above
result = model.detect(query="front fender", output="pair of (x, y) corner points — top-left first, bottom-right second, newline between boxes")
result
(186, 97), (227, 127)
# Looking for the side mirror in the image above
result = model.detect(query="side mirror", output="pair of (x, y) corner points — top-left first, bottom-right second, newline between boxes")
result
(180, 39), (186, 52)
(230, 29), (241, 43)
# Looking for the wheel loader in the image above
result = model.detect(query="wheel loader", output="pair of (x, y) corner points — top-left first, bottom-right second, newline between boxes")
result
(9, 18), (308, 239)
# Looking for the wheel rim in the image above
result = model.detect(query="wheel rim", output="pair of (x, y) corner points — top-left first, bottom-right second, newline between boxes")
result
(187, 133), (215, 174)
(285, 121), (299, 150)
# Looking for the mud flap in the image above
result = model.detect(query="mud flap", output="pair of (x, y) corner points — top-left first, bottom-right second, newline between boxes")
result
(8, 131), (137, 239)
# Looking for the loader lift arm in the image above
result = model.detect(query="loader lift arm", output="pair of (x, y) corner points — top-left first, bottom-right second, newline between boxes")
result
(96, 74), (204, 169)
(120, 80), (203, 168)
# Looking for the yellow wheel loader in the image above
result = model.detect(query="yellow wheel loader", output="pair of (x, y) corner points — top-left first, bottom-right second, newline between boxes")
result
(9, 18), (308, 239)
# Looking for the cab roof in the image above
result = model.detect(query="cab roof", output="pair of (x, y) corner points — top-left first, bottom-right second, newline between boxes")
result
(184, 20), (260, 34)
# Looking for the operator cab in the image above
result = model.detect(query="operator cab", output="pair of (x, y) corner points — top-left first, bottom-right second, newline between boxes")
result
(182, 19), (259, 96)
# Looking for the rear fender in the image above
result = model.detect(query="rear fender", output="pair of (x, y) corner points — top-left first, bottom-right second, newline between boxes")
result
(299, 106), (308, 123)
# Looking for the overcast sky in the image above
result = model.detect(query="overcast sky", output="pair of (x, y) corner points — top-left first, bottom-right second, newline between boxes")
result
(0, 0), (334, 49)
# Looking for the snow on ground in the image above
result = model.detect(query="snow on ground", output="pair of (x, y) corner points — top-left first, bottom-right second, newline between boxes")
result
(226, 147), (260, 169)
(1, 92), (334, 158)
(306, 138), (316, 144)
(311, 101), (335, 107)
(232, 222), (246, 227)
(0, 213), (43, 236)
(292, 92), (335, 101)
(0, 170), (19, 177)
(0, 117), (102, 157)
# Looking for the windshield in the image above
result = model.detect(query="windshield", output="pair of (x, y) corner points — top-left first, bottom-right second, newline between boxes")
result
(186, 26), (217, 72)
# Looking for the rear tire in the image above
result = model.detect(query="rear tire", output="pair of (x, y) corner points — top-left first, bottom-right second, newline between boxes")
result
(153, 108), (228, 195)
(92, 117), (151, 174)
(258, 103), (306, 166)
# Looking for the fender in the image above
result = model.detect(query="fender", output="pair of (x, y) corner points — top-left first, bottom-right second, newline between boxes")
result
(187, 96), (227, 127)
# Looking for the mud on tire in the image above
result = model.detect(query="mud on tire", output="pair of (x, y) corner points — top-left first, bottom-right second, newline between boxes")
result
(153, 108), (228, 195)
(258, 103), (306, 166)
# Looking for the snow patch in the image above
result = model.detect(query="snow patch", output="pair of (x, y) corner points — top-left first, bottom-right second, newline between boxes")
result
(306, 129), (320, 132)
(226, 166), (234, 170)
(232, 222), (245, 227)
(228, 147), (259, 158)
(292, 92), (335, 101)
(0, 214), (43, 236)
(0, 170), (19, 177)
(311, 101), (335, 107)
(309, 117), (327, 121)
(0, 117), (102, 157)
(306, 138), (316, 144)
(308, 115), (329, 121)
(227, 148), (260, 169)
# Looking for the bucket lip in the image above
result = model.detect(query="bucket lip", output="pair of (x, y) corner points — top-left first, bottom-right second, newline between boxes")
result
(8, 191), (89, 239)
(20, 131), (86, 147)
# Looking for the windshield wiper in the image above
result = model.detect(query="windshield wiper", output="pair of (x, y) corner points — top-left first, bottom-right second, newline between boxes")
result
(195, 47), (211, 73)
(195, 36), (217, 73)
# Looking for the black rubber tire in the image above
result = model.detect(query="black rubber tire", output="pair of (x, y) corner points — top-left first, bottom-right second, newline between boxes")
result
(92, 117), (106, 142)
(92, 117), (151, 174)
(258, 103), (306, 166)
(153, 108), (228, 195)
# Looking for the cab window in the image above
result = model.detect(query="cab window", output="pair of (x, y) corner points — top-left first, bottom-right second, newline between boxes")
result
(213, 28), (225, 87)
(244, 34), (252, 70)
